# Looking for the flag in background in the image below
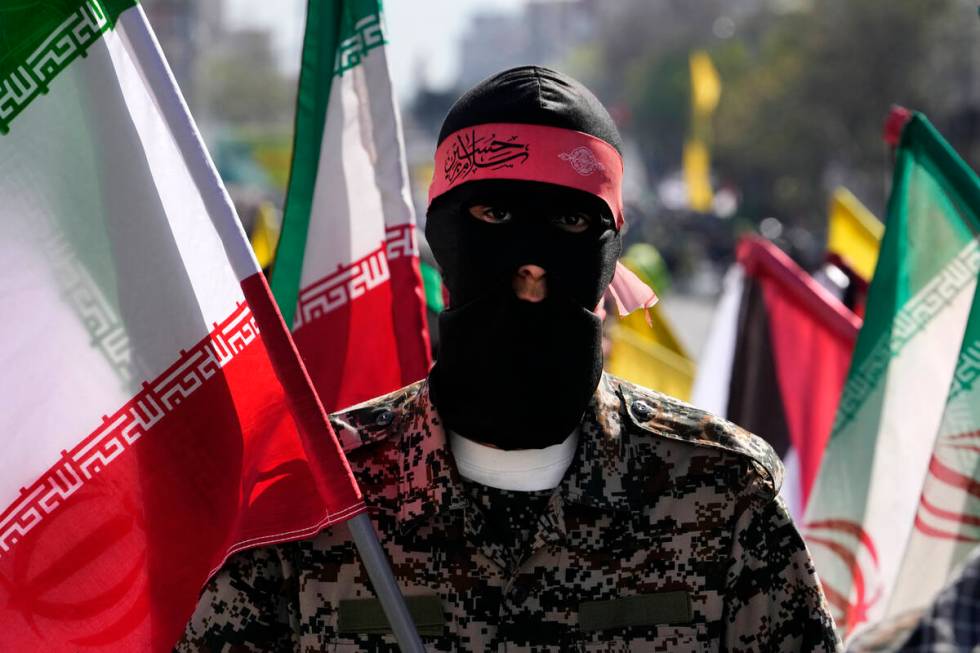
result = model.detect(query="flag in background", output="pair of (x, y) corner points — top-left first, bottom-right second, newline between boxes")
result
(606, 313), (696, 401)
(692, 236), (860, 519)
(0, 2), (364, 650)
(270, 0), (431, 413)
(827, 187), (884, 283)
(683, 141), (714, 213)
(888, 273), (980, 619)
(821, 188), (883, 318)
(249, 200), (283, 272)
(803, 113), (980, 637)
(690, 50), (722, 116)
(684, 50), (721, 212)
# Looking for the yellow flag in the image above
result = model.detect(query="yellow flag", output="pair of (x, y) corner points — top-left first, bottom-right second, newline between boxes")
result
(607, 308), (696, 401)
(685, 51), (721, 212)
(690, 51), (721, 116)
(684, 140), (713, 212)
(605, 249), (696, 401)
(827, 187), (883, 281)
(249, 201), (282, 271)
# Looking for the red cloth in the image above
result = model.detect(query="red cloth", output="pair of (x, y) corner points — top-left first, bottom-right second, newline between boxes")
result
(0, 273), (364, 651)
(429, 123), (625, 228)
(738, 236), (860, 505)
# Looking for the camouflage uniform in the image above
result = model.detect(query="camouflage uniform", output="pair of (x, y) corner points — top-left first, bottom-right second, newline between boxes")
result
(177, 373), (840, 652)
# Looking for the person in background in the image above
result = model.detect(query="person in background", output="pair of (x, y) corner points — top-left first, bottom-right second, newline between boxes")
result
(848, 544), (980, 653)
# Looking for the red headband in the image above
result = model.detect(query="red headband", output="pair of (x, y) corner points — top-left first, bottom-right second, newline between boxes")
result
(428, 123), (625, 229)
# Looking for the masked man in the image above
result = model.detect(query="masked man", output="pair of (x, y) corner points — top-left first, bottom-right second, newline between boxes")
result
(178, 66), (839, 652)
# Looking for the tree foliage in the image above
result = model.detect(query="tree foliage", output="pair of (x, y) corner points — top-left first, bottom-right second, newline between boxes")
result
(576, 0), (978, 235)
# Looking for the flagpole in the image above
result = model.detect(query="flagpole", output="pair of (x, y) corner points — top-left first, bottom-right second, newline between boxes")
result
(118, 7), (425, 652)
(348, 513), (427, 651)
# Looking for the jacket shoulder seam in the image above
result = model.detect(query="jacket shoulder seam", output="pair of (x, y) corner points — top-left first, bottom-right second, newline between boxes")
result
(608, 374), (783, 494)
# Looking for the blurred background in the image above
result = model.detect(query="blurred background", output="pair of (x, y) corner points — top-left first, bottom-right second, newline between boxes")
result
(142, 0), (980, 358)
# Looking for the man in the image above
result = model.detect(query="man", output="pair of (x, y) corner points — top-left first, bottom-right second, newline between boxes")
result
(178, 66), (839, 652)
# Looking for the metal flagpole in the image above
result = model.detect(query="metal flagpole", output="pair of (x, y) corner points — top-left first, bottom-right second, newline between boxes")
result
(347, 513), (426, 651)
(118, 7), (425, 651)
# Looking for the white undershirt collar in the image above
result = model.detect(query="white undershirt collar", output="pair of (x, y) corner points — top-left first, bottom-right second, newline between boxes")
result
(449, 430), (579, 492)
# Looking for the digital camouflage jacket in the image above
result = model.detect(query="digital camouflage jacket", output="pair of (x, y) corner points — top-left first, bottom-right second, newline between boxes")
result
(177, 373), (841, 652)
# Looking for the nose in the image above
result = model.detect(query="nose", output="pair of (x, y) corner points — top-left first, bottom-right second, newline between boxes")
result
(512, 264), (547, 302)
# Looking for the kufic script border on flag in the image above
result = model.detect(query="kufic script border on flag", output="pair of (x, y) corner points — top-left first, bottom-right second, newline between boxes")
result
(833, 241), (980, 432)
(334, 11), (387, 76)
(0, 0), (137, 135)
(0, 300), (260, 558)
(293, 223), (417, 329)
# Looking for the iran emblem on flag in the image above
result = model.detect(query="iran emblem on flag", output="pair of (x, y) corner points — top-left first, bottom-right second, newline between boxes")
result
(0, 2), (364, 650)
(803, 113), (980, 637)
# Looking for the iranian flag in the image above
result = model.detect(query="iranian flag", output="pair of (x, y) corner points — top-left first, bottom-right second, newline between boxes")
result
(0, 2), (364, 650)
(270, 0), (431, 413)
(803, 113), (980, 637)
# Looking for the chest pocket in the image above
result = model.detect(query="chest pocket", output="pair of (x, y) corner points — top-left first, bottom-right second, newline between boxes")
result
(568, 592), (706, 653)
(569, 624), (707, 653)
(337, 595), (444, 636)
(333, 595), (448, 651)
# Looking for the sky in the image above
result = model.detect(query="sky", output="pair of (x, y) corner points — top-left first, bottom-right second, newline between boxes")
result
(224, 0), (529, 103)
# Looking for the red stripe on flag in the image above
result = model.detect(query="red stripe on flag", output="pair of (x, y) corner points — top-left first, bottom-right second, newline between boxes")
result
(238, 272), (365, 543)
(291, 226), (431, 412)
(385, 224), (433, 388)
(0, 301), (261, 560)
(0, 274), (364, 651)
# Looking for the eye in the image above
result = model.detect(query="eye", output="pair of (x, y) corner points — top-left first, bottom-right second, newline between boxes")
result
(468, 205), (513, 224)
(551, 212), (593, 233)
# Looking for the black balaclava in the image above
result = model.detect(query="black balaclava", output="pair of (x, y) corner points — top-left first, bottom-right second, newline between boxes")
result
(426, 66), (624, 450)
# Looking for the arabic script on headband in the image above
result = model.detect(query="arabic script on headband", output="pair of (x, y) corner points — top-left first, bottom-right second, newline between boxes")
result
(444, 130), (530, 184)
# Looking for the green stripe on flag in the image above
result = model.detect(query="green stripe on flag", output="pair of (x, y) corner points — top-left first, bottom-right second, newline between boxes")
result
(270, 0), (387, 327)
(270, 0), (342, 326)
(832, 114), (980, 434)
(946, 288), (980, 404)
(0, 0), (137, 134)
(905, 116), (980, 234)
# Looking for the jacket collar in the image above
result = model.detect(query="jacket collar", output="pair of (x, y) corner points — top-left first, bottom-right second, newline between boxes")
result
(394, 374), (637, 533)
(394, 381), (466, 530)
